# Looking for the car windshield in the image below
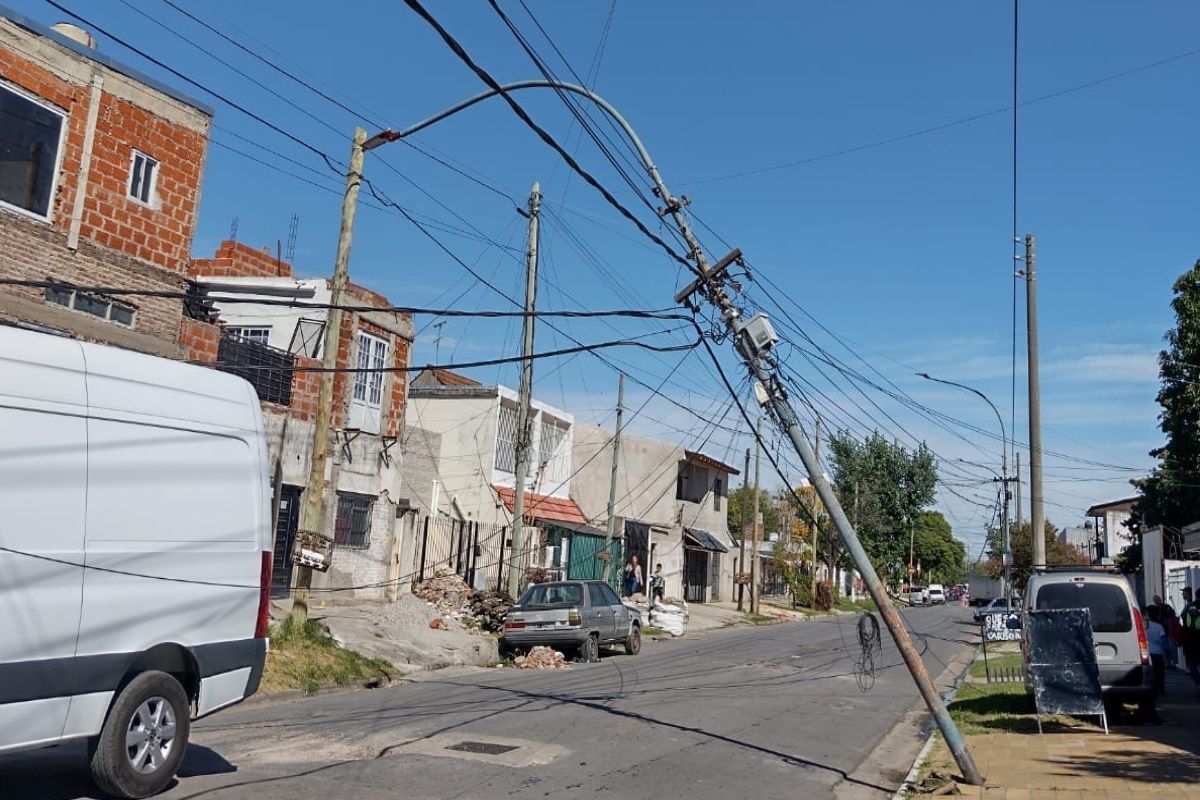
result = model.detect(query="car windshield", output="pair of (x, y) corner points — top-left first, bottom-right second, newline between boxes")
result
(1035, 582), (1132, 633)
(518, 583), (582, 607)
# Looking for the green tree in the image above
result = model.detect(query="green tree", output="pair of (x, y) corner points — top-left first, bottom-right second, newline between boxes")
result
(828, 432), (938, 584)
(727, 486), (781, 537)
(911, 511), (967, 585)
(986, 520), (1088, 591)
(1133, 259), (1200, 551)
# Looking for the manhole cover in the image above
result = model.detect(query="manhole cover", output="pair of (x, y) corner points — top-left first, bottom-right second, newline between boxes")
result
(446, 741), (520, 756)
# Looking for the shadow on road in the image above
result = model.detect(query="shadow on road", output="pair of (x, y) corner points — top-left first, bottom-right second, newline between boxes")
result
(0, 742), (236, 800)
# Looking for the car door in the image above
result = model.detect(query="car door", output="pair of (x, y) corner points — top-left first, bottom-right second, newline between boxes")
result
(0, 331), (88, 751)
(588, 583), (615, 641)
(601, 583), (631, 639)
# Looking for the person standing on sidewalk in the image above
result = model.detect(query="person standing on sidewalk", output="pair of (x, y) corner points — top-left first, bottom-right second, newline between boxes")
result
(622, 555), (644, 598)
(1153, 594), (1181, 670)
(1181, 587), (1200, 691)
(1146, 605), (1168, 697)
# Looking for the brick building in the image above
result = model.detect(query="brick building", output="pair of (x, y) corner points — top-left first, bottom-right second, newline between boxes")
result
(191, 240), (414, 600)
(0, 11), (210, 356)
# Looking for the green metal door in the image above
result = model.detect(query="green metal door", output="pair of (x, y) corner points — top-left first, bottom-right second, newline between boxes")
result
(567, 532), (623, 591)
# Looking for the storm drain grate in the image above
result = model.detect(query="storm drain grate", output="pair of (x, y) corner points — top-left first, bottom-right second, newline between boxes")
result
(446, 741), (520, 756)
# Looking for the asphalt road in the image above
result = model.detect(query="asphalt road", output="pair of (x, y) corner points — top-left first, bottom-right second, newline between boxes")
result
(3, 604), (978, 800)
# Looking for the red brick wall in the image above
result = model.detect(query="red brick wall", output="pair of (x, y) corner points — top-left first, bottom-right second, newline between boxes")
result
(179, 317), (220, 363)
(190, 240), (293, 279)
(386, 338), (410, 437)
(0, 25), (209, 354)
(288, 356), (322, 422)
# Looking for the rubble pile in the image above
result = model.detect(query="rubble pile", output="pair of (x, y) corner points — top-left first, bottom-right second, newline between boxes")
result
(514, 646), (569, 670)
(412, 568), (471, 615)
(464, 590), (513, 632)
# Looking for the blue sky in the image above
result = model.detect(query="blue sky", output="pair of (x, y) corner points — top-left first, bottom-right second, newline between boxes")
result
(13, 1), (1199, 556)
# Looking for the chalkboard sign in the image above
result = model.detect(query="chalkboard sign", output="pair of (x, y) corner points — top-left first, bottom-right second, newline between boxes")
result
(1025, 608), (1107, 733)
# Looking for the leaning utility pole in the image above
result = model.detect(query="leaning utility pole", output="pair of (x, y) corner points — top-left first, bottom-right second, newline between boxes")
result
(1024, 234), (1046, 571)
(750, 417), (762, 614)
(291, 128), (366, 625)
(1015, 452), (1023, 529)
(738, 447), (750, 612)
(603, 372), (625, 584)
(675, 260), (982, 785)
(507, 182), (541, 599)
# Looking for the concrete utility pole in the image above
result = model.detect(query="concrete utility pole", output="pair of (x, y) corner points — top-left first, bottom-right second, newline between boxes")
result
(1024, 234), (1045, 571)
(809, 417), (822, 584)
(507, 182), (541, 599)
(603, 372), (625, 584)
(750, 417), (762, 614)
(738, 447), (750, 612)
(1015, 452), (1023, 529)
(291, 128), (366, 626)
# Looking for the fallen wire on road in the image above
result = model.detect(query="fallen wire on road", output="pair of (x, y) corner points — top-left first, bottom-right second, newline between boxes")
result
(854, 613), (883, 692)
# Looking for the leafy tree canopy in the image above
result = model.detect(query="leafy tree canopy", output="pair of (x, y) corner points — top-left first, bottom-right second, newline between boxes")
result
(986, 520), (1088, 591)
(911, 511), (967, 585)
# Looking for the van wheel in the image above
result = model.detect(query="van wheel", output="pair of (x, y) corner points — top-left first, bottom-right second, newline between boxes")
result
(624, 626), (641, 656)
(89, 671), (190, 799)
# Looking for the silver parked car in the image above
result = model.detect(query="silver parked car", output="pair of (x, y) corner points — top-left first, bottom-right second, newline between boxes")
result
(502, 581), (642, 662)
(1021, 568), (1153, 712)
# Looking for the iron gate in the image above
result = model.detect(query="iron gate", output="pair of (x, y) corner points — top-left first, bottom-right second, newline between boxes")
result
(684, 548), (709, 603)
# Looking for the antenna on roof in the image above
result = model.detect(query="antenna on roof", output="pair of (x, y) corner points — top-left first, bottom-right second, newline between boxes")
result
(285, 213), (300, 262)
(228, 216), (239, 241)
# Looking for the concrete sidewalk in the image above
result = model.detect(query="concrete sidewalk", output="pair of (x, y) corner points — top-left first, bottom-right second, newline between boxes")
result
(924, 669), (1200, 798)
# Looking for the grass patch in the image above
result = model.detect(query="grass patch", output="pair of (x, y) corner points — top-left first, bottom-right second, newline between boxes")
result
(744, 612), (778, 625)
(641, 625), (666, 637)
(261, 618), (394, 695)
(947, 680), (1074, 734)
(968, 653), (1022, 678)
(834, 597), (877, 613)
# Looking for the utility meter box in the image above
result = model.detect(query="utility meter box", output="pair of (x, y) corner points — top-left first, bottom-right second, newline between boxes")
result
(742, 313), (779, 356)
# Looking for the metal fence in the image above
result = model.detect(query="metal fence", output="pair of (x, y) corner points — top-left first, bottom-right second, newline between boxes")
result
(216, 335), (294, 405)
(412, 516), (535, 594)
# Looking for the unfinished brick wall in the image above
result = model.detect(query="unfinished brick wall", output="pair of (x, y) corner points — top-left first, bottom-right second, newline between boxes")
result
(189, 240), (292, 279)
(179, 317), (220, 363)
(0, 18), (210, 353)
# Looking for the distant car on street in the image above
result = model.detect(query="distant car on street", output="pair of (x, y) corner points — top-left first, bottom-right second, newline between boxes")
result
(927, 584), (946, 604)
(973, 596), (1013, 622)
(502, 580), (642, 662)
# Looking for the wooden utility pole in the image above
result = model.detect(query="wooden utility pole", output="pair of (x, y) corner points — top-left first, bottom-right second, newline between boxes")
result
(738, 448), (750, 611)
(507, 182), (541, 599)
(603, 373), (625, 584)
(291, 128), (366, 625)
(750, 417), (762, 614)
(1025, 234), (1046, 570)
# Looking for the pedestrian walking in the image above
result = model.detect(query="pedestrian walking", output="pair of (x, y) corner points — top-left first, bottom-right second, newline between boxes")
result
(1181, 587), (1200, 691)
(1146, 605), (1167, 697)
(622, 554), (644, 598)
(1152, 594), (1181, 669)
(650, 563), (666, 603)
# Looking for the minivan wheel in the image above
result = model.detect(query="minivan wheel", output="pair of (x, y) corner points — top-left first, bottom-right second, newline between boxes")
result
(582, 633), (600, 663)
(624, 626), (641, 656)
(90, 671), (190, 799)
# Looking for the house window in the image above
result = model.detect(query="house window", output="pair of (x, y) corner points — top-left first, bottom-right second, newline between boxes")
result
(45, 286), (136, 327)
(713, 478), (723, 512)
(348, 331), (388, 433)
(128, 150), (158, 206)
(334, 493), (373, 549)
(0, 83), (65, 219)
(538, 417), (569, 486)
(225, 326), (271, 345)
(495, 402), (519, 473)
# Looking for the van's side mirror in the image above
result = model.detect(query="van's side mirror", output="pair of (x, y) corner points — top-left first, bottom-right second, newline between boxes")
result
(1006, 616), (1022, 630)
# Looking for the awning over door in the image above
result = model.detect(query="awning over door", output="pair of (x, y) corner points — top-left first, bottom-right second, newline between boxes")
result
(493, 486), (588, 526)
(684, 527), (728, 553)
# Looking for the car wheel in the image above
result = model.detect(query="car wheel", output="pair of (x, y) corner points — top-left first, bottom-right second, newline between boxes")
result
(582, 633), (600, 663)
(89, 671), (191, 799)
(624, 626), (642, 656)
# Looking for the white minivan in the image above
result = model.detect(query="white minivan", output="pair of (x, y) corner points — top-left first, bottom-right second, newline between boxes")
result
(0, 327), (273, 798)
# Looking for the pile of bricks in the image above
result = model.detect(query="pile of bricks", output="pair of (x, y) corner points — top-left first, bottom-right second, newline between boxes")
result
(514, 646), (569, 670)
(412, 568), (471, 615)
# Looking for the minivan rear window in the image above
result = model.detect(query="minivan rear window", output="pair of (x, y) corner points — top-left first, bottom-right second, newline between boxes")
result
(1034, 582), (1132, 633)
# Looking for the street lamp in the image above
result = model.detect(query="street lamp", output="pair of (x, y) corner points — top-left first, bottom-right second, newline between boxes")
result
(917, 372), (1013, 605)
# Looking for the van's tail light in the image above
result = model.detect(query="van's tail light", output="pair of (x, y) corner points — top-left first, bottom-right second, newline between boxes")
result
(255, 551), (272, 639)
(1133, 607), (1150, 665)
(567, 608), (582, 627)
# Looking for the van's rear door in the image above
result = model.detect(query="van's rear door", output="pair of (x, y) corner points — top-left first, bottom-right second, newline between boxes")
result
(1033, 579), (1136, 672)
(0, 330), (88, 751)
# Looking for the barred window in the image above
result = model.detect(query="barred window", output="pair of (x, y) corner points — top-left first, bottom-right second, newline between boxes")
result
(495, 402), (519, 474)
(334, 493), (373, 549)
(538, 417), (569, 486)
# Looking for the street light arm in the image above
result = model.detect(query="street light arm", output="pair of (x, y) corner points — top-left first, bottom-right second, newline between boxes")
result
(917, 372), (1007, 457)
(384, 80), (661, 190)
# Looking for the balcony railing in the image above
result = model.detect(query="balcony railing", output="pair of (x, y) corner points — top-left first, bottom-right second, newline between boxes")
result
(216, 334), (294, 406)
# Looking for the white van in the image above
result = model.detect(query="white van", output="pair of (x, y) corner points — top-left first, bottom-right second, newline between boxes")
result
(0, 327), (273, 798)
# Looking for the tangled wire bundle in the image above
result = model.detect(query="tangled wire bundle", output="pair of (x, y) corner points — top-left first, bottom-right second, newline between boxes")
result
(854, 612), (883, 691)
